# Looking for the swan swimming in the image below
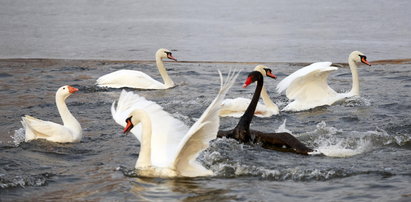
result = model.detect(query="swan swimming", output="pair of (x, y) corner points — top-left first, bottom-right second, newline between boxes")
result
(96, 48), (177, 89)
(21, 85), (82, 143)
(112, 70), (239, 177)
(219, 65), (279, 118)
(276, 51), (371, 112)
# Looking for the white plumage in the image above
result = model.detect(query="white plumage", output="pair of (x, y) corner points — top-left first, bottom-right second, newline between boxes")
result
(96, 48), (177, 89)
(277, 51), (371, 112)
(21, 85), (82, 143)
(112, 70), (239, 177)
(219, 65), (279, 118)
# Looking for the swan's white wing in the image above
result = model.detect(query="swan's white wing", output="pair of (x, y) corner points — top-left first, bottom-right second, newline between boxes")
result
(173, 70), (240, 177)
(277, 62), (338, 101)
(111, 90), (153, 140)
(21, 115), (74, 143)
(111, 90), (189, 167)
(220, 97), (252, 117)
(220, 97), (275, 118)
(96, 69), (166, 89)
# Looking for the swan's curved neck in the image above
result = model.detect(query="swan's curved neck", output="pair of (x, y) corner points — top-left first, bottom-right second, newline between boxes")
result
(132, 110), (152, 169)
(238, 72), (263, 128)
(260, 86), (276, 109)
(156, 55), (175, 87)
(56, 95), (81, 135)
(348, 59), (360, 96)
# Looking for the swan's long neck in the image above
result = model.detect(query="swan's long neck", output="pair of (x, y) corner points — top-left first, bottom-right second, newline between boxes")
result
(238, 72), (263, 128)
(260, 86), (277, 110)
(56, 95), (81, 135)
(133, 110), (152, 169)
(156, 55), (175, 87)
(348, 59), (360, 96)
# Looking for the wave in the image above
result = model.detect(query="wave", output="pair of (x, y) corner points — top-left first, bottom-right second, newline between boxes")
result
(195, 137), (396, 181)
(116, 120), (409, 181)
(343, 96), (371, 107)
(301, 121), (410, 157)
(12, 128), (25, 147)
(0, 173), (52, 189)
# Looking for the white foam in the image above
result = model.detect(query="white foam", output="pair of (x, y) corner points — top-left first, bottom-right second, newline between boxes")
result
(275, 119), (293, 134)
(307, 122), (398, 157)
(316, 138), (372, 158)
(344, 96), (371, 107)
(11, 128), (26, 146)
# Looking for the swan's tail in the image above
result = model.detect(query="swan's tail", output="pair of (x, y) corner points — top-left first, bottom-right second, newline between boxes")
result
(21, 115), (37, 141)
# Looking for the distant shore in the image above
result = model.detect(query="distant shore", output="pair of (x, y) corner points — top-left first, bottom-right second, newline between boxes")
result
(1, 58), (410, 67)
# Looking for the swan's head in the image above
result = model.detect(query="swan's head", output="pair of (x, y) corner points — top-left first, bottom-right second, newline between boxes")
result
(253, 65), (277, 79)
(123, 116), (135, 134)
(156, 48), (177, 61)
(242, 71), (263, 88)
(56, 85), (78, 99)
(349, 51), (371, 66)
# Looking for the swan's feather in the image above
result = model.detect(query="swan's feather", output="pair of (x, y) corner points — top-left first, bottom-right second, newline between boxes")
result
(277, 62), (335, 94)
(220, 97), (278, 118)
(97, 69), (166, 89)
(276, 62), (340, 111)
(173, 69), (240, 177)
(21, 115), (77, 143)
(111, 90), (190, 167)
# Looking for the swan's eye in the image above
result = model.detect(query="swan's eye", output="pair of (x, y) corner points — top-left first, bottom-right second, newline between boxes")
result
(360, 55), (367, 60)
(125, 116), (132, 123)
(63, 87), (66, 90)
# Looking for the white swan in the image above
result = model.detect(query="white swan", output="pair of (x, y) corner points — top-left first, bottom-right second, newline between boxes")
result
(96, 48), (177, 89)
(219, 65), (279, 117)
(276, 51), (371, 112)
(112, 70), (239, 177)
(20, 85), (82, 143)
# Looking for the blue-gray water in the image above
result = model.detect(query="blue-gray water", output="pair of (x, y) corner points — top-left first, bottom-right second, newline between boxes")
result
(0, 0), (410, 62)
(1, 0), (411, 201)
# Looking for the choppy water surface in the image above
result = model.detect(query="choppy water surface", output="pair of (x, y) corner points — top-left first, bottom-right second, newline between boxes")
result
(0, 59), (410, 201)
(1, 0), (411, 200)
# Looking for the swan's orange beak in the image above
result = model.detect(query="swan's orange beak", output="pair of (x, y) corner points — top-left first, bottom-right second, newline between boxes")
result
(242, 76), (253, 88)
(361, 57), (371, 66)
(266, 72), (277, 79)
(123, 117), (134, 134)
(68, 86), (79, 93)
(167, 53), (177, 61)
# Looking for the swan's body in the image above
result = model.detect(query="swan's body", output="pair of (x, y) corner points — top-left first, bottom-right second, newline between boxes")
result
(276, 51), (371, 112)
(220, 65), (279, 118)
(96, 48), (177, 89)
(20, 85), (82, 143)
(113, 70), (239, 177)
(218, 70), (313, 155)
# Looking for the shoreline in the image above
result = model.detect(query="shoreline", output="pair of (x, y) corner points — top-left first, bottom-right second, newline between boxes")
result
(0, 58), (410, 66)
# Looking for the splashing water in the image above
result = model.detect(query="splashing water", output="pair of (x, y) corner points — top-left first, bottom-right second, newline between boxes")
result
(304, 121), (410, 158)
(275, 119), (293, 134)
(344, 96), (371, 107)
(316, 138), (372, 158)
(12, 128), (26, 147)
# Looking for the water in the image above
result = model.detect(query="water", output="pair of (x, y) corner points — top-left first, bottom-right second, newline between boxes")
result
(0, 59), (410, 200)
(1, 0), (411, 201)
(0, 0), (410, 62)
